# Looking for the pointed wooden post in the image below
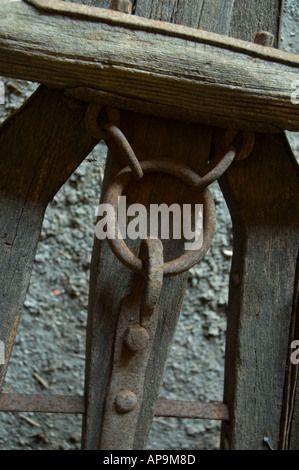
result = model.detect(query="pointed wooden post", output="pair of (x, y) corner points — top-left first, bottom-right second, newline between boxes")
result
(83, 0), (299, 451)
(81, 0), (232, 450)
(0, 87), (98, 387)
(218, 0), (299, 450)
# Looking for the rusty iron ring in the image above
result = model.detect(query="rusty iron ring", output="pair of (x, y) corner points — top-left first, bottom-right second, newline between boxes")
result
(103, 160), (216, 277)
(139, 237), (164, 322)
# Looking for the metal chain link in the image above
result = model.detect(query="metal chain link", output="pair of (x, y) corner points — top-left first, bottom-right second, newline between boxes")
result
(86, 104), (255, 277)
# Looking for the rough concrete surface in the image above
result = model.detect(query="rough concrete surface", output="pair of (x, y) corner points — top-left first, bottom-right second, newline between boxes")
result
(0, 0), (298, 450)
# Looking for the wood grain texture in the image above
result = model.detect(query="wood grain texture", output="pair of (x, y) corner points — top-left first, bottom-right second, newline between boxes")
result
(134, 0), (235, 36)
(83, 0), (297, 451)
(0, 0), (296, 453)
(82, 113), (213, 450)
(217, 0), (299, 450)
(0, 87), (98, 387)
(279, 252), (299, 449)
(219, 132), (299, 450)
(0, 0), (299, 132)
(82, 0), (232, 451)
(230, 0), (282, 45)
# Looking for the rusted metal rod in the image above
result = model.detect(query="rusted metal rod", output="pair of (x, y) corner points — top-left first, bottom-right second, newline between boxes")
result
(0, 393), (86, 414)
(0, 393), (229, 421)
(155, 399), (229, 421)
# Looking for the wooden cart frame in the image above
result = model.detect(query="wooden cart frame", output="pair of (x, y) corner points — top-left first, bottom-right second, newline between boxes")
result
(0, 0), (298, 450)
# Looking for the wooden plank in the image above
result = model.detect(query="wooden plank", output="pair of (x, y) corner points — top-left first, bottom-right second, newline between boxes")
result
(219, 132), (299, 450)
(82, 112), (213, 450)
(217, 0), (299, 450)
(0, 0), (299, 132)
(83, 0), (234, 450)
(83, 0), (269, 451)
(0, 86), (98, 387)
(136, 0), (235, 35)
(0, 0), (295, 452)
(230, 0), (282, 45)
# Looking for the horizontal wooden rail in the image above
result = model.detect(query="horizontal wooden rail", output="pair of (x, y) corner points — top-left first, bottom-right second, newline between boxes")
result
(0, 0), (299, 132)
(0, 393), (229, 420)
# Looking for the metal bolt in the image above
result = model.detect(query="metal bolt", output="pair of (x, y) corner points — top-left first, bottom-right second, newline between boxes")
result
(254, 31), (274, 47)
(124, 325), (150, 351)
(115, 390), (137, 412)
(110, 0), (132, 14)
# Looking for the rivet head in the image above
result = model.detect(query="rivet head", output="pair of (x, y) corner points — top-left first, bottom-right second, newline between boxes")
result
(115, 390), (137, 413)
(254, 31), (274, 47)
(110, 0), (132, 14)
(124, 325), (150, 351)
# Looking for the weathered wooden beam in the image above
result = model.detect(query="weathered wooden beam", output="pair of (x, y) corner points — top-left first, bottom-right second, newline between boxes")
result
(0, 86), (98, 388)
(0, 0), (299, 132)
(82, 111), (214, 450)
(218, 0), (299, 451)
(81, 0), (220, 451)
(219, 132), (299, 450)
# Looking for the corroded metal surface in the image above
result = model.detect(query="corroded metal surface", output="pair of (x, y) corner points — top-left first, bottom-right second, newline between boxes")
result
(99, 238), (164, 450)
(103, 123), (143, 181)
(103, 160), (217, 277)
(0, 393), (86, 414)
(0, 393), (229, 421)
(155, 400), (229, 421)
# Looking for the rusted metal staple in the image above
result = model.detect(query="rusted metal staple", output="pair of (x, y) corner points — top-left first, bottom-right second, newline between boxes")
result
(103, 122), (143, 180)
(95, 130), (244, 447)
(85, 101), (254, 189)
(221, 129), (255, 161)
(192, 131), (255, 193)
(85, 103), (143, 180)
(192, 147), (237, 194)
